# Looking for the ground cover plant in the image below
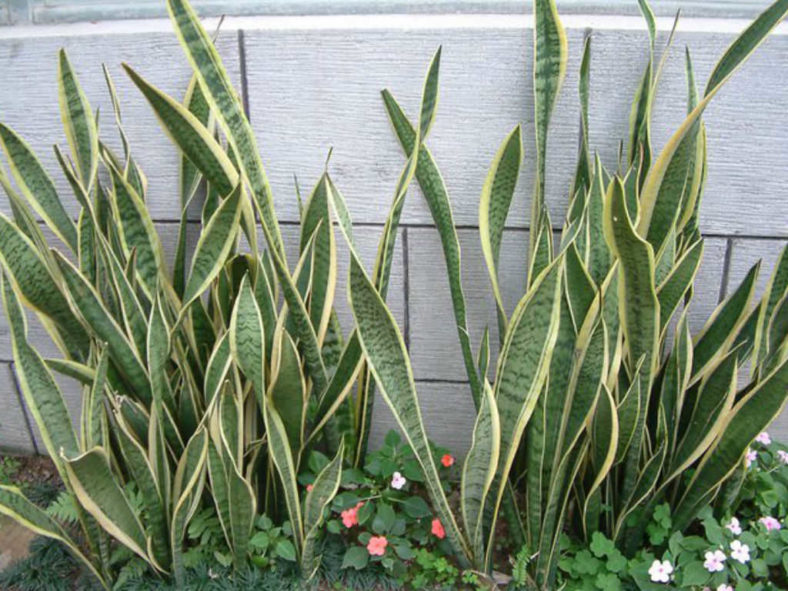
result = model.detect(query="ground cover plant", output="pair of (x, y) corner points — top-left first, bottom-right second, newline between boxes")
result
(0, 0), (787, 588)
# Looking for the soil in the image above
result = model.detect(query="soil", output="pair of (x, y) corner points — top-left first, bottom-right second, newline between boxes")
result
(5, 455), (58, 489)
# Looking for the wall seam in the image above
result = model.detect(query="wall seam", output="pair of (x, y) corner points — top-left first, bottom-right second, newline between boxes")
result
(9, 362), (39, 455)
(719, 237), (734, 302)
(140, 218), (788, 241)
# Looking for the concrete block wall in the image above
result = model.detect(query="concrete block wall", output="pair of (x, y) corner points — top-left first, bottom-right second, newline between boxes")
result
(0, 7), (786, 454)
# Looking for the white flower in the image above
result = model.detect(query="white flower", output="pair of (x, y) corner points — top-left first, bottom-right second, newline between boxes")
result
(703, 549), (726, 572)
(746, 448), (757, 467)
(648, 559), (673, 583)
(759, 516), (782, 531)
(777, 450), (788, 465)
(729, 540), (750, 563)
(390, 471), (406, 490)
(725, 517), (742, 536)
(717, 585), (733, 591)
(755, 432), (771, 445)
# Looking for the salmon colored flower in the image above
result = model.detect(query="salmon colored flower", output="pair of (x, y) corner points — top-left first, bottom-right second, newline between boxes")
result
(367, 535), (388, 556)
(341, 502), (364, 528)
(441, 454), (455, 468)
(306, 484), (314, 492)
(431, 518), (446, 539)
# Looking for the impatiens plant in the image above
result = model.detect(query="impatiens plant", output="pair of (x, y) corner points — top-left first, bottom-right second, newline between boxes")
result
(308, 430), (458, 583)
(723, 433), (788, 526)
(555, 503), (788, 590)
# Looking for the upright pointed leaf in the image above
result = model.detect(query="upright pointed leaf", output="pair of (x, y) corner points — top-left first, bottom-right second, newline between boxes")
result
(54, 252), (152, 404)
(639, 0), (788, 238)
(0, 123), (77, 250)
(487, 256), (563, 563)
(58, 49), (98, 189)
(1, 276), (79, 470)
(530, 0), (568, 261)
(166, 0), (285, 260)
(124, 64), (237, 197)
(461, 382), (500, 566)
(0, 214), (89, 358)
(674, 357), (788, 528)
(302, 442), (344, 577)
(182, 184), (242, 309)
(229, 275), (265, 404)
(603, 177), (658, 500)
(480, 125), (523, 336)
(262, 397), (304, 554)
(171, 428), (209, 584)
(380, 89), (482, 407)
(348, 251), (471, 565)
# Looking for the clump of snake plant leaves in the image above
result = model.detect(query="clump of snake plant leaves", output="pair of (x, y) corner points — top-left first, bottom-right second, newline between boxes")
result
(343, 0), (788, 588)
(0, 0), (430, 586)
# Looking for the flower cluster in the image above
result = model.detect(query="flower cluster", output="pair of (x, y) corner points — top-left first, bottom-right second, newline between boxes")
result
(341, 502), (364, 529)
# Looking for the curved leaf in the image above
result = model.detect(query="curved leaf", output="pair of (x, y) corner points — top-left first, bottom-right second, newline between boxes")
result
(64, 447), (150, 565)
(182, 184), (242, 309)
(461, 382), (500, 566)
(0, 123), (77, 251)
(0, 485), (106, 588)
(480, 125), (523, 337)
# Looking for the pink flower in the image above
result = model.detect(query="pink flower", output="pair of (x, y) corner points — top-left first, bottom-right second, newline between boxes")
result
(755, 432), (771, 445)
(390, 471), (406, 490)
(730, 540), (750, 564)
(717, 585), (734, 591)
(745, 448), (757, 468)
(306, 484), (314, 492)
(441, 454), (455, 468)
(648, 560), (673, 583)
(759, 516), (782, 531)
(725, 517), (742, 536)
(341, 502), (364, 528)
(777, 450), (788, 465)
(703, 549), (726, 572)
(431, 518), (445, 539)
(367, 535), (388, 556)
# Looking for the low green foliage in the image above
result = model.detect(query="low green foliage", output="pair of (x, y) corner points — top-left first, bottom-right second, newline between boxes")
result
(552, 498), (788, 590)
(726, 436), (788, 524)
(0, 456), (21, 485)
(0, 537), (90, 591)
(302, 430), (476, 587)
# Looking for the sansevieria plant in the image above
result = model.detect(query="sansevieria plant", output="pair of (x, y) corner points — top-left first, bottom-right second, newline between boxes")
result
(0, 0), (786, 587)
(0, 0), (448, 586)
(340, 0), (788, 588)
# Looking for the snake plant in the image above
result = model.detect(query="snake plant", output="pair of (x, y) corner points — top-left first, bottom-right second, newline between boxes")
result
(348, 0), (788, 587)
(0, 0), (442, 585)
(0, 0), (786, 587)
